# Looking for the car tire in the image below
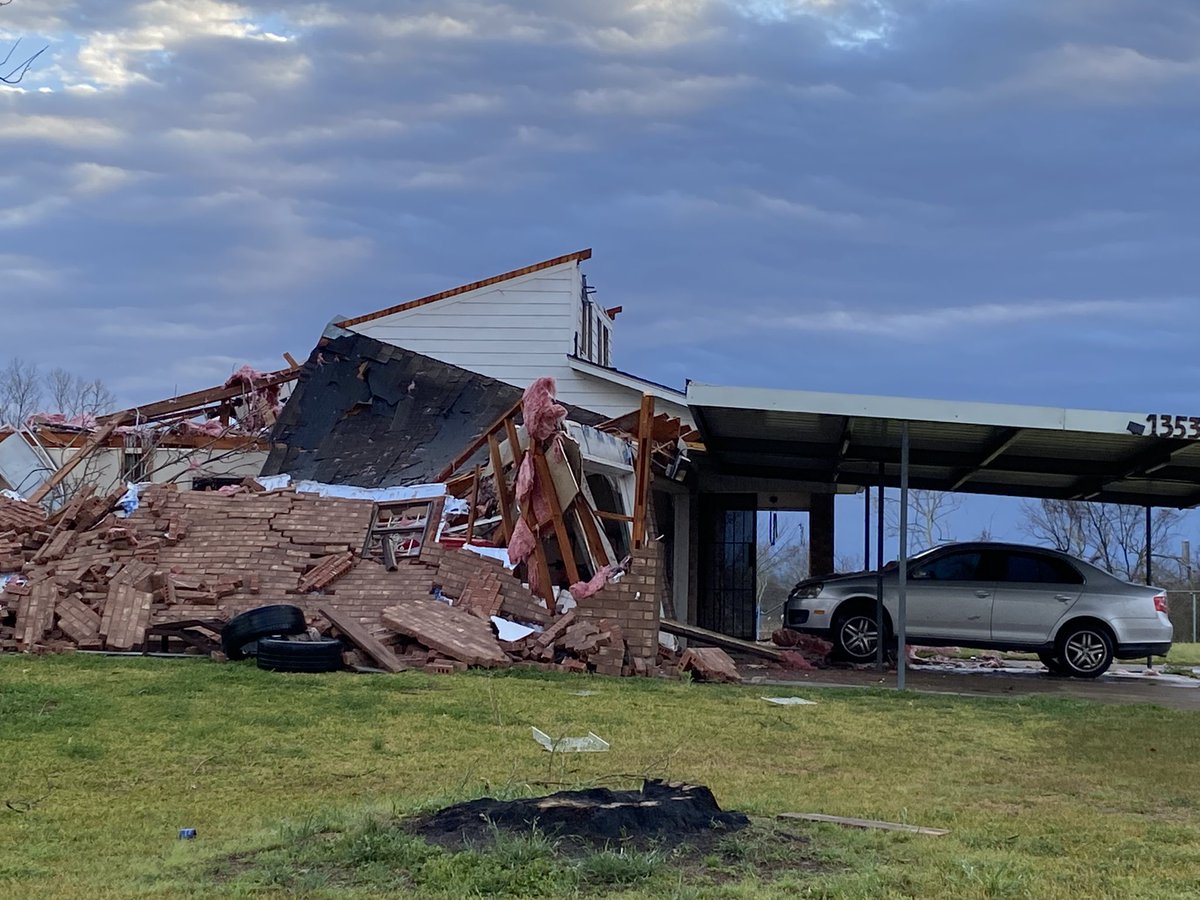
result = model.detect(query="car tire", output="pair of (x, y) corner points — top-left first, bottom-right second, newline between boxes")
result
(1055, 623), (1114, 678)
(255, 637), (344, 673)
(221, 605), (307, 661)
(1037, 651), (1069, 676)
(832, 607), (883, 663)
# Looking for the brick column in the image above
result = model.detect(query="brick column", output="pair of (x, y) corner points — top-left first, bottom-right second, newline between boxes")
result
(809, 493), (835, 576)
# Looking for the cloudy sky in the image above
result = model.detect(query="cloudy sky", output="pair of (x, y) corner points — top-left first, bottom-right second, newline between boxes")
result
(4, 0), (1198, 415)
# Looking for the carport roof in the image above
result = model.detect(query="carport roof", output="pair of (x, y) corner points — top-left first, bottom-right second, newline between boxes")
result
(686, 384), (1200, 509)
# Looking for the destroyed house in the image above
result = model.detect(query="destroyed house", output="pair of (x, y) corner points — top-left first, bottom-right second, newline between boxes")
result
(262, 251), (846, 642)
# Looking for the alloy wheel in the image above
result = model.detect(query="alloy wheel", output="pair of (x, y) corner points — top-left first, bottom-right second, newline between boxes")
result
(1063, 630), (1107, 674)
(840, 615), (878, 659)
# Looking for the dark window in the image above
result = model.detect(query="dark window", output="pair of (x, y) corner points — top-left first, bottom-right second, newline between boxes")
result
(999, 552), (1083, 585)
(192, 476), (244, 491)
(911, 551), (983, 582)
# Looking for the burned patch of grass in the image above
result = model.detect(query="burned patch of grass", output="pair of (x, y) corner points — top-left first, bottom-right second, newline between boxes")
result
(200, 809), (822, 898)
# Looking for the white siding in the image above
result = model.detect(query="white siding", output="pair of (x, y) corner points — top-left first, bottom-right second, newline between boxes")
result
(348, 259), (691, 420)
(350, 262), (580, 379)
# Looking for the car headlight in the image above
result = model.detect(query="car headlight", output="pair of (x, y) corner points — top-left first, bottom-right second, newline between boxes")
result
(790, 582), (824, 600)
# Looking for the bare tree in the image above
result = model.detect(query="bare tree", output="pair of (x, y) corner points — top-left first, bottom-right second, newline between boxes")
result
(47, 368), (116, 419)
(887, 489), (963, 551)
(1, 358), (117, 427)
(1, 1), (46, 85)
(0, 357), (43, 427)
(756, 515), (809, 637)
(1020, 498), (1182, 583)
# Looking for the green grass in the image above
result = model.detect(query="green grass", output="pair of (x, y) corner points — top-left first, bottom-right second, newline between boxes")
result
(1166, 643), (1200, 667)
(3, 655), (1200, 897)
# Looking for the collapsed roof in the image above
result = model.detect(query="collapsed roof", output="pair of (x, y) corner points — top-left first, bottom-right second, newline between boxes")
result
(263, 331), (602, 488)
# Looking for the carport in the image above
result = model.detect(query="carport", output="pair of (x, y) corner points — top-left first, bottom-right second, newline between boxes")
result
(686, 383), (1200, 687)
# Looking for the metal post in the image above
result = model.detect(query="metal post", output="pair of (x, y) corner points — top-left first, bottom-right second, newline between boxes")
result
(863, 485), (871, 572)
(1145, 507), (1153, 585)
(1192, 593), (1197, 645)
(898, 421), (909, 691)
(876, 462), (885, 672)
(1146, 506), (1153, 669)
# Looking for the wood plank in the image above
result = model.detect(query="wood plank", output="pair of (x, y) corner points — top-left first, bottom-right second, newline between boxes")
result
(777, 813), (948, 836)
(28, 414), (130, 505)
(465, 464), (481, 542)
(319, 605), (408, 673)
(488, 434), (515, 545)
(96, 369), (298, 426)
(660, 618), (784, 662)
(632, 394), (655, 548)
(570, 495), (610, 570)
(434, 397), (523, 482)
(531, 444), (580, 586)
(506, 418), (554, 604)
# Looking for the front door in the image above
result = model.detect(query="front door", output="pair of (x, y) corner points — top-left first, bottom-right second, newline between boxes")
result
(697, 495), (757, 639)
(989, 549), (1083, 644)
(905, 548), (995, 642)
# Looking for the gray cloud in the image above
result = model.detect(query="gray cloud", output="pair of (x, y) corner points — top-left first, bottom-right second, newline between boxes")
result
(0, 0), (1196, 418)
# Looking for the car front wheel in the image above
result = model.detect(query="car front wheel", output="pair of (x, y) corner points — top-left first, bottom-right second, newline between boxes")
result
(834, 610), (881, 663)
(1056, 623), (1114, 678)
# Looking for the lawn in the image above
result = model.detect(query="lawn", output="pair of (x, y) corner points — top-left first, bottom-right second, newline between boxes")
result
(2, 655), (1200, 898)
(1166, 643), (1200, 667)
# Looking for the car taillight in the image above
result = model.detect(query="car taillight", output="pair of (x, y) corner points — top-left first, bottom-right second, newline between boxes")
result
(1154, 594), (1169, 615)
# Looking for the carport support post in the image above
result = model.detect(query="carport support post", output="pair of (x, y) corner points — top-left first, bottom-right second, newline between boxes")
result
(1146, 507), (1153, 668)
(897, 421), (909, 691)
(876, 462), (885, 672)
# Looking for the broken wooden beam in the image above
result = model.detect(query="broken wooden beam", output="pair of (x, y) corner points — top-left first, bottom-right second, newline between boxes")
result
(28, 413), (130, 506)
(660, 618), (785, 663)
(319, 605), (408, 673)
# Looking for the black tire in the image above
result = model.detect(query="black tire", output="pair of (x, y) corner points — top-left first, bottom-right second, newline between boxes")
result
(1055, 623), (1114, 678)
(221, 605), (307, 660)
(832, 606), (883, 663)
(255, 637), (344, 673)
(1037, 651), (1069, 676)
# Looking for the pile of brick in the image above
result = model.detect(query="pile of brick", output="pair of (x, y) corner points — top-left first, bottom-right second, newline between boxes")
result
(1, 483), (680, 681)
(0, 481), (382, 653)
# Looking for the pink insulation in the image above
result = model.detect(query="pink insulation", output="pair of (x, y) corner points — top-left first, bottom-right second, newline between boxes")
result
(521, 376), (566, 441)
(568, 564), (618, 601)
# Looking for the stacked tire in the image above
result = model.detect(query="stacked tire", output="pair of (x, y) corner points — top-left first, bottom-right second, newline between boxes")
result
(220, 604), (343, 673)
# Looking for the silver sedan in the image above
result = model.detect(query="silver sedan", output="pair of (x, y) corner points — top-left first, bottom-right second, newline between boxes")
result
(784, 542), (1173, 677)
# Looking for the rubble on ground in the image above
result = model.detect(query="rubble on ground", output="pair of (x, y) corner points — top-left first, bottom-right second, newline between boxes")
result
(1, 374), (831, 680)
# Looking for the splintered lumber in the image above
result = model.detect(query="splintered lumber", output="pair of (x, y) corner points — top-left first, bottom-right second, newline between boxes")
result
(15, 580), (58, 649)
(28, 413), (130, 505)
(100, 583), (153, 651)
(381, 600), (509, 668)
(434, 396), (524, 482)
(319, 605), (408, 673)
(778, 813), (949, 836)
(632, 393), (655, 548)
(661, 619), (784, 663)
(56, 595), (102, 644)
(531, 445), (581, 586)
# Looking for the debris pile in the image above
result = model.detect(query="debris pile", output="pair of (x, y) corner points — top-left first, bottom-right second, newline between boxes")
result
(0, 370), (817, 683)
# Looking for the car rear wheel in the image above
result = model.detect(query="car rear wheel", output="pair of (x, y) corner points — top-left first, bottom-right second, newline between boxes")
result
(1056, 623), (1114, 678)
(833, 610), (881, 663)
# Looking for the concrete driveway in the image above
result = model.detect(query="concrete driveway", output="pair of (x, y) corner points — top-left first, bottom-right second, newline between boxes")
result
(749, 659), (1200, 711)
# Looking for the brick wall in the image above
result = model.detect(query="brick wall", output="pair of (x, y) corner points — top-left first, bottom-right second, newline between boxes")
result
(574, 544), (662, 665)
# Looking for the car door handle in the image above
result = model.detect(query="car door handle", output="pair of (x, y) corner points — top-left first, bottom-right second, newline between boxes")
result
(975, 590), (991, 598)
(1055, 594), (1073, 602)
